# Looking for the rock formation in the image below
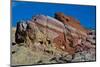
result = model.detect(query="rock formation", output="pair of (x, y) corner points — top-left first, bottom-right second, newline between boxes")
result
(12, 12), (96, 65)
(55, 12), (88, 35)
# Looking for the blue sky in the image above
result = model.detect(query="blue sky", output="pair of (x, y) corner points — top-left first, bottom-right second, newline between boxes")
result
(12, 1), (96, 29)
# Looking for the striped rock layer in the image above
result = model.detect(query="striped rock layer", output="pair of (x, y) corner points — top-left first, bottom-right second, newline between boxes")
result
(15, 13), (95, 55)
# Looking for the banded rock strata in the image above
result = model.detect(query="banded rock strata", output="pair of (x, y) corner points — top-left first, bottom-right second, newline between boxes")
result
(12, 12), (96, 65)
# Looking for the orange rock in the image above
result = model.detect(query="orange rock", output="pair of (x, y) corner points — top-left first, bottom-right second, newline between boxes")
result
(55, 12), (88, 34)
(53, 33), (75, 55)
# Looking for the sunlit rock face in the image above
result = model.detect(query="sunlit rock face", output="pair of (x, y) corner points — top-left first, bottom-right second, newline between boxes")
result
(55, 12), (88, 35)
(13, 12), (96, 65)
(15, 13), (95, 54)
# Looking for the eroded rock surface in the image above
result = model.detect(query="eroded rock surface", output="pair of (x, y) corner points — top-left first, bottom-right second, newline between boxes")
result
(12, 12), (96, 66)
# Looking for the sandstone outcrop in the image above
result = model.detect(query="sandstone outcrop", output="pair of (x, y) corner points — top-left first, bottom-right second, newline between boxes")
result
(12, 12), (96, 65)
(55, 12), (88, 35)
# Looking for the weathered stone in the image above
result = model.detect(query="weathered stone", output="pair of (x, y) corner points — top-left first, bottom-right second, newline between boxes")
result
(13, 12), (96, 65)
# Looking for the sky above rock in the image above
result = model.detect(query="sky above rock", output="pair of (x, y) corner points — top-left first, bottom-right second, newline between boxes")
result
(12, 1), (96, 29)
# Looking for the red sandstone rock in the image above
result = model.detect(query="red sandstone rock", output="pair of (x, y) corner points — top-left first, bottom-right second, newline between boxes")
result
(55, 12), (88, 35)
(15, 13), (95, 55)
